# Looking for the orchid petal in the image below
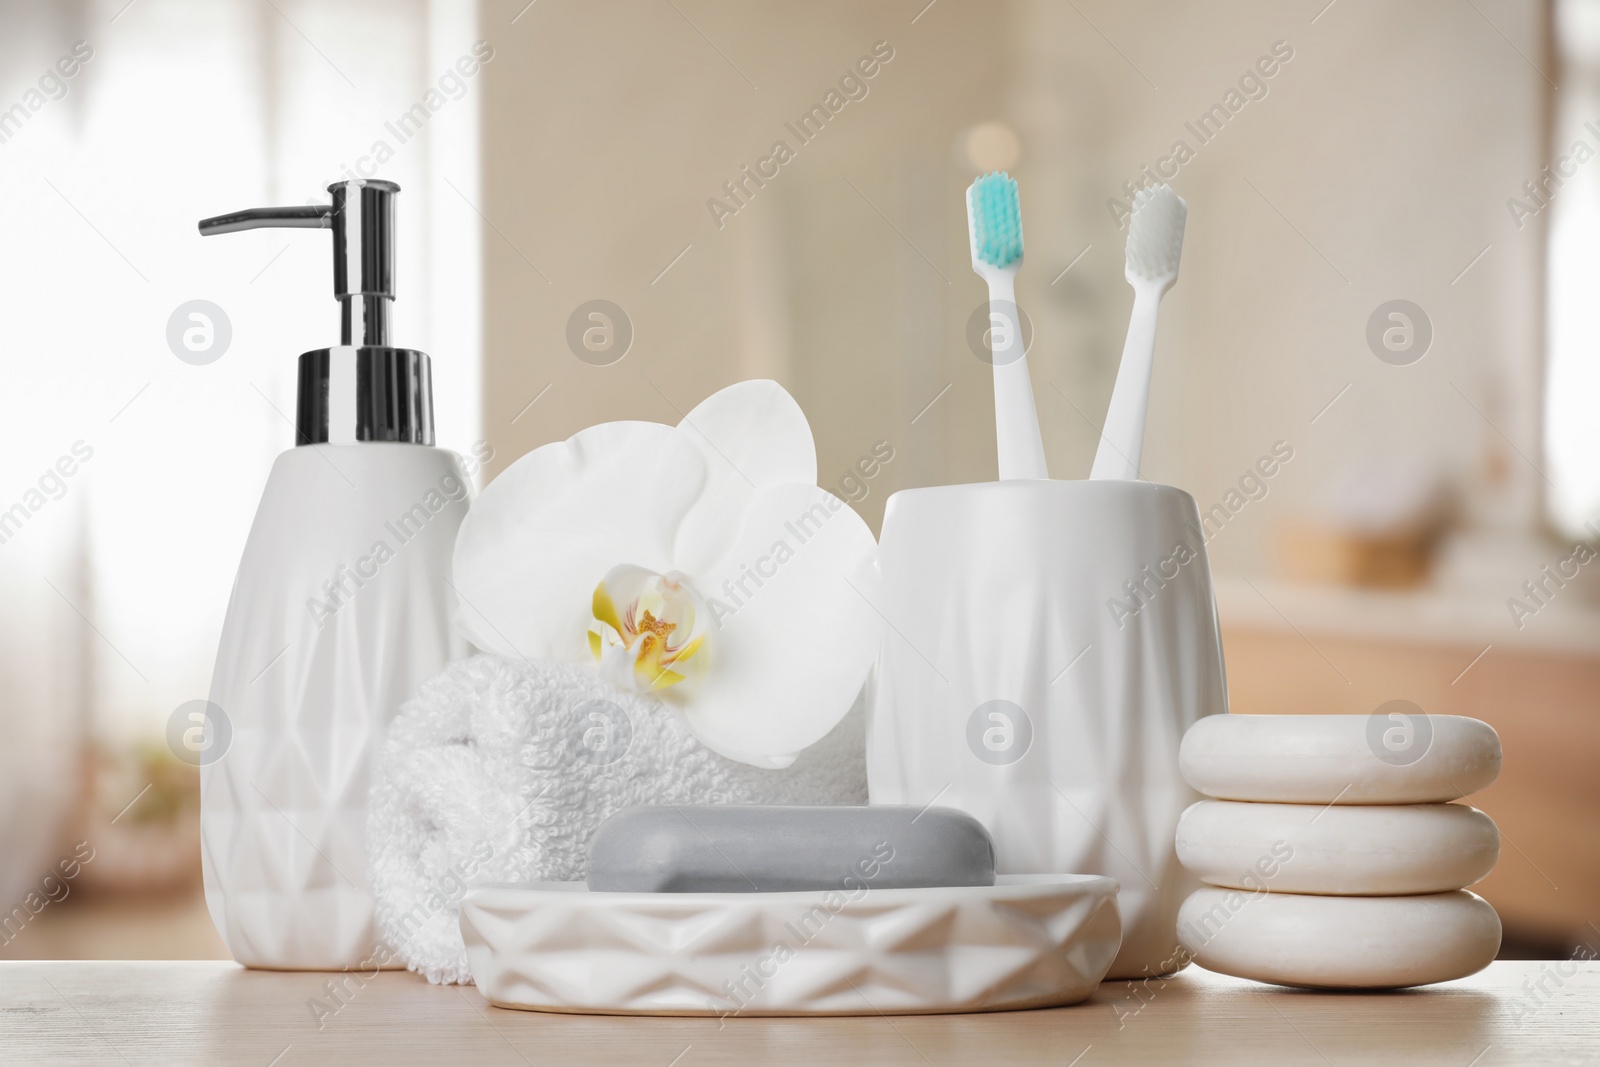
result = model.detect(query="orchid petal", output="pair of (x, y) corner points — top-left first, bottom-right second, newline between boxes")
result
(452, 421), (705, 661)
(680, 482), (881, 768)
(673, 380), (818, 575)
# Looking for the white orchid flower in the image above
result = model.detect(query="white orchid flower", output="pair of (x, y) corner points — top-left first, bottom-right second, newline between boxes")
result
(451, 380), (882, 769)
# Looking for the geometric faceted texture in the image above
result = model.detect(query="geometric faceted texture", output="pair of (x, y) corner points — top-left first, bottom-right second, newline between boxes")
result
(461, 874), (1121, 1015)
(201, 444), (468, 970)
(868, 480), (1224, 979)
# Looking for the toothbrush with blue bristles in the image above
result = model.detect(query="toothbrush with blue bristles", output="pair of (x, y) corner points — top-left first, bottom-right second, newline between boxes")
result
(967, 171), (1049, 481)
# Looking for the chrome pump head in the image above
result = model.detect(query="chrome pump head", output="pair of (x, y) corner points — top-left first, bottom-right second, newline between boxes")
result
(199, 179), (433, 446)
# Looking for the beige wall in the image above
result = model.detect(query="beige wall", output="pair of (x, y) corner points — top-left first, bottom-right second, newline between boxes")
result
(478, 0), (1546, 567)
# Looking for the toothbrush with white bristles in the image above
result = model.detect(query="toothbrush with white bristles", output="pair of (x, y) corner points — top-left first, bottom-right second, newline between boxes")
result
(967, 172), (1049, 481)
(1091, 183), (1188, 481)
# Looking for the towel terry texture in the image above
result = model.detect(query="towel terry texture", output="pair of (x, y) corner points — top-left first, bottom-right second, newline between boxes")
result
(368, 653), (868, 984)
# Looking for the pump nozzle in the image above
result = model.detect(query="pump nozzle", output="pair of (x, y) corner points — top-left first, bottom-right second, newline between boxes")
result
(198, 179), (432, 447)
(199, 179), (398, 348)
(197, 205), (331, 235)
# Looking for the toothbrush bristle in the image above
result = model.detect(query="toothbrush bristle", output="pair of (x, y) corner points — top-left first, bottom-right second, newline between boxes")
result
(967, 172), (1023, 270)
(1126, 183), (1187, 281)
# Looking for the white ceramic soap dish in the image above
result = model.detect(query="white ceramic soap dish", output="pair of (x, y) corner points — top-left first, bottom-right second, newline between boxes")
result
(460, 874), (1121, 1016)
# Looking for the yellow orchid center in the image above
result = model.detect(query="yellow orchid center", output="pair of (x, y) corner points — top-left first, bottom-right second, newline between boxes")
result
(589, 565), (709, 692)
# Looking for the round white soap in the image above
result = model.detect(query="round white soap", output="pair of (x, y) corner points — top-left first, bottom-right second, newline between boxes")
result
(1177, 888), (1501, 989)
(1176, 800), (1499, 895)
(1180, 714), (1500, 804)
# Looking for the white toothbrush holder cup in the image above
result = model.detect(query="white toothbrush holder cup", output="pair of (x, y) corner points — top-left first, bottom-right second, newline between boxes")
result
(866, 480), (1226, 979)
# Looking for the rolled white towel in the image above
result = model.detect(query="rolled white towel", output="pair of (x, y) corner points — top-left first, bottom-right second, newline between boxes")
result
(368, 653), (868, 984)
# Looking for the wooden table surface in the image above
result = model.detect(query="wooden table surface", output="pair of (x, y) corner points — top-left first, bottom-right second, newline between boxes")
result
(2, 960), (1597, 1065)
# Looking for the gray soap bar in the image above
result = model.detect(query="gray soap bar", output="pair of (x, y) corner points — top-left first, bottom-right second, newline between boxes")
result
(586, 804), (996, 893)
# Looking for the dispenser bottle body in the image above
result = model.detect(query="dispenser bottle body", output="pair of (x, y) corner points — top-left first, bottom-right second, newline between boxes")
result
(202, 442), (468, 969)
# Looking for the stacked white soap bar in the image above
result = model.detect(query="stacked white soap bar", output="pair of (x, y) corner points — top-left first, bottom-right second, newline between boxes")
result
(1174, 714), (1503, 989)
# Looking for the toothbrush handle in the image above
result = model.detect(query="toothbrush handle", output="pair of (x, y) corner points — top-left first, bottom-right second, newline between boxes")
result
(1091, 284), (1160, 481)
(989, 275), (1050, 481)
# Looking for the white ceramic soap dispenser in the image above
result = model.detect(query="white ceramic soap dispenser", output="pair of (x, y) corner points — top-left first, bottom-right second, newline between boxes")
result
(199, 180), (469, 969)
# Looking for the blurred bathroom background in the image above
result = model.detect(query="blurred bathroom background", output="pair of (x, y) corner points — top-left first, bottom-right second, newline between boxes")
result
(1, 0), (1595, 961)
